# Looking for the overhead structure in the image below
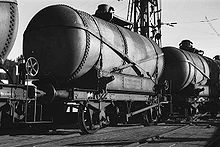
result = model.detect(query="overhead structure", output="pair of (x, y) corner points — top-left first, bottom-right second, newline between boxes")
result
(127, 0), (162, 46)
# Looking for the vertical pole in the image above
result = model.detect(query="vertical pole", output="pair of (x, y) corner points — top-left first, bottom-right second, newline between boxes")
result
(140, 0), (149, 37)
(25, 74), (28, 122)
(134, 0), (138, 32)
(169, 80), (173, 115)
(34, 86), (37, 122)
(127, 0), (131, 21)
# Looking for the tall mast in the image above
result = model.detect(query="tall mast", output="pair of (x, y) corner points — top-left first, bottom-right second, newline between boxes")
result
(127, 0), (162, 46)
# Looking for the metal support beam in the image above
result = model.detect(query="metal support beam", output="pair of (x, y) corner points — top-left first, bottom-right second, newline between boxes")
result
(126, 103), (159, 118)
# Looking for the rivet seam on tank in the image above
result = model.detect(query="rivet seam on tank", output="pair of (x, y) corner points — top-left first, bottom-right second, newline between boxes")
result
(148, 40), (159, 79)
(90, 14), (103, 71)
(69, 10), (90, 80)
(1, 3), (15, 59)
(115, 25), (128, 66)
(197, 55), (206, 83)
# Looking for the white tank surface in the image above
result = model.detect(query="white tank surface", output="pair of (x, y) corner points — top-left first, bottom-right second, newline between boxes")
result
(0, 0), (18, 60)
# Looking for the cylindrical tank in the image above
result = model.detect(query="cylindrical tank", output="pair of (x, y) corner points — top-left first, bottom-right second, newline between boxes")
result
(23, 5), (163, 88)
(23, 5), (101, 82)
(204, 57), (220, 99)
(0, 0), (18, 60)
(160, 46), (210, 93)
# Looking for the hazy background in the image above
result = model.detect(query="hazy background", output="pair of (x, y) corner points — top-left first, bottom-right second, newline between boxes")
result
(9, 0), (220, 60)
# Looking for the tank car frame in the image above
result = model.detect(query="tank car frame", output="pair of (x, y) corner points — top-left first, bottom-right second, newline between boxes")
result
(0, 62), (170, 134)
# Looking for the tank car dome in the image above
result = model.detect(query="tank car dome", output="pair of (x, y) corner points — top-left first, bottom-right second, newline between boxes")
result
(23, 5), (101, 82)
(0, 0), (18, 60)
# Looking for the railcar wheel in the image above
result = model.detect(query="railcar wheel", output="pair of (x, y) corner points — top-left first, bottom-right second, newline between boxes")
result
(143, 108), (158, 126)
(78, 102), (106, 134)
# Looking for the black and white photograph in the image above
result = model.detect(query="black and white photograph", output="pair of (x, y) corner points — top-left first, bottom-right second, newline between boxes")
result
(0, 0), (220, 146)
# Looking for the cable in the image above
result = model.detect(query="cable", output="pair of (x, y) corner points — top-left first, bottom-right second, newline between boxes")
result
(205, 16), (220, 37)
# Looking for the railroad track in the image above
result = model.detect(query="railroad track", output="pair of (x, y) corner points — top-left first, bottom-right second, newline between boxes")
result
(0, 114), (220, 147)
(127, 114), (220, 147)
(126, 124), (195, 147)
(0, 124), (183, 147)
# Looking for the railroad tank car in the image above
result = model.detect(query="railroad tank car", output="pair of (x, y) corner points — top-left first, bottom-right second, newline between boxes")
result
(23, 4), (164, 95)
(202, 55), (220, 115)
(0, 0), (18, 61)
(21, 4), (167, 133)
(160, 46), (210, 93)
(0, 0), (19, 128)
(160, 42), (220, 99)
(159, 41), (220, 117)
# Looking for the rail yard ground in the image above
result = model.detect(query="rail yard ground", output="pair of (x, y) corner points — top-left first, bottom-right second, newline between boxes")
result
(0, 114), (220, 147)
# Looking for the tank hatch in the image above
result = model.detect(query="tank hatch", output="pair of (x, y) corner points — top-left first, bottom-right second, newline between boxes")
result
(179, 40), (204, 55)
(94, 4), (132, 27)
(214, 55), (220, 60)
